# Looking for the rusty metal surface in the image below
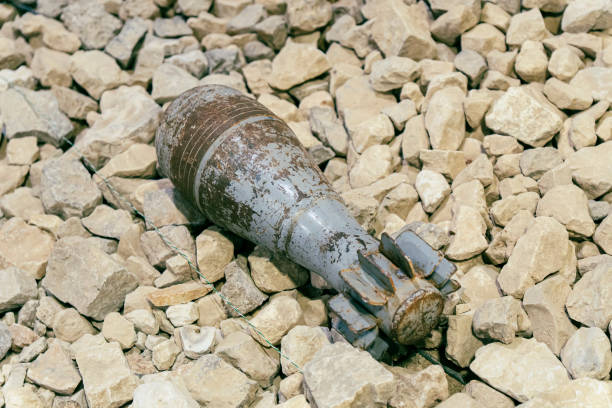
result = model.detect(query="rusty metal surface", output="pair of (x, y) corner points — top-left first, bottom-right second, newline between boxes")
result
(155, 85), (459, 347)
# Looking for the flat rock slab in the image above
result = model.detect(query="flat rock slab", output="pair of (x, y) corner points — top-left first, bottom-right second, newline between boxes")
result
(76, 341), (139, 408)
(470, 337), (570, 402)
(303, 343), (395, 408)
(42, 236), (138, 320)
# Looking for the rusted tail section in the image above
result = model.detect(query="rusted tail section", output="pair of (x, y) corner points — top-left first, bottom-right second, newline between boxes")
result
(155, 85), (459, 351)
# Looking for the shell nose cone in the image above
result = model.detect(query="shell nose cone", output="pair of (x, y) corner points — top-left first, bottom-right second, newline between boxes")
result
(155, 85), (245, 179)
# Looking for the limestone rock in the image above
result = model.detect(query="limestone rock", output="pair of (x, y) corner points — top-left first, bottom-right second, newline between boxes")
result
(221, 259), (268, 316)
(537, 185), (596, 237)
(472, 296), (531, 344)
(519, 378), (612, 408)
(370, 0), (437, 61)
(425, 86), (466, 151)
(40, 159), (102, 219)
(249, 294), (303, 347)
(196, 228), (234, 284)
(0, 267), (37, 313)
(75, 341), (139, 408)
(523, 276), (577, 355)
(166, 302), (199, 327)
(0, 218), (54, 279)
(303, 343), (395, 408)
(446, 205), (488, 261)
(43, 236), (138, 320)
(431, 5), (479, 46)
(387, 364), (448, 408)
(267, 41), (330, 90)
(594, 215), (612, 255)
(215, 331), (280, 387)
(548, 46), (584, 82)
(0, 322), (11, 360)
(70, 51), (129, 99)
(485, 86), (563, 148)
(6, 137), (39, 166)
(470, 338), (570, 402)
(26, 343), (81, 395)
(544, 78), (592, 111)
(515, 40), (548, 83)
(81, 205), (134, 240)
(180, 354), (258, 407)
(463, 380), (514, 408)
(152, 339), (180, 370)
(566, 263), (612, 329)
(348, 145), (393, 189)
(151, 63), (199, 104)
(133, 381), (199, 408)
(445, 313), (484, 368)
(506, 8), (549, 46)
(415, 170), (450, 214)
(461, 24), (506, 56)
(560, 327), (612, 380)
(104, 18), (148, 68)
(280, 325), (330, 376)
(561, 0), (612, 33)
(77, 85), (161, 168)
(31, 47), (72, 88)
(148, 281), (211, 307)
(458, 265), (502, 310)
(369, 57), (419, 92)
(52, 307), (96, 343)
(51, 85), (98, 120)
(570, 67), (612, 103)
(61, 0), (122, 49)
(286, 0), (331, 33)
(0, 87), (73, 146)
(248, 246), (308, 293)
(498, 217), (570, 298)
(102, 312), (136, 350)
(566, 141), (612, 199)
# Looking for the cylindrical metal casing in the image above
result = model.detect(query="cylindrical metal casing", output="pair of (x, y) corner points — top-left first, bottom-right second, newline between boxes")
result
(156, 85), (377, 291)
(156, 85), (445, 346)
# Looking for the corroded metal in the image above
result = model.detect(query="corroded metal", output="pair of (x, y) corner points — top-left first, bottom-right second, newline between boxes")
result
(156, 85), (459, 348)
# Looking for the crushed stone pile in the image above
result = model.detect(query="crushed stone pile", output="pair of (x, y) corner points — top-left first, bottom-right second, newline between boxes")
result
(0, 0), (612, 407)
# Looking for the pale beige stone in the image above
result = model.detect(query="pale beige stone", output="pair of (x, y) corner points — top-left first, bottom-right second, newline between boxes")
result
(472, 296), (531, 344)
(425, 86), (466, 151)
(461, 24), (506, 56)
(523, 275), (577, 355)
(369, 0), (437, 61)
(470, 338), (570, 402)
(267, 41), (330, 90)
(303, 343), (395, 408)
(248, 246), (308, 293)
(543, 78), (592, 110)
(445, 313), (483, 368)
(70, 51), (129, 100)
(196, 228), (234, 284)
(560, 327), (612, 380)
(506, 8), (550, 46)
(463, 380), (514, 408)
(548, 46), (584, 81)
(102, 312), (136, 350)
(249, 294), (303, 347)
(31, 47), (72, 88)
(26, 343), (81, 395)
(349, 145), (393, 189)
(485, 86), (563, 148)
(519, 378), (612, 408)
(537, 185), (596, 237)
(515, 40), (548, 83)
(498, 217), (570, 298)
(0, 217), (54, 280)
(52, 308), (96, 343)
(446, 206), (488, 261)
(566, 263), (612, 329)
(76, 341), (139, 408)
